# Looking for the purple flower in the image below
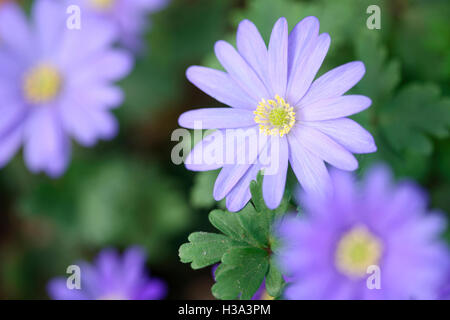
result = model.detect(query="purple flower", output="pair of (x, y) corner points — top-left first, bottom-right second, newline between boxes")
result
(74, 0), (168, 51)
(439, 271), (450, 300)
(48, 247), (167, 300)
(178, 17), (376, 212)
(277, 165), (449, 300)
(0, 0), (132, 177)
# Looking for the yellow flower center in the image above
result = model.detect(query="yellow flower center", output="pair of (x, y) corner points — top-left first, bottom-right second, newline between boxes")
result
(89, 0), (116, 10)
(335, 225), (383, 278)
(254, 95), (295, 137)
(23, 63), (62, 104)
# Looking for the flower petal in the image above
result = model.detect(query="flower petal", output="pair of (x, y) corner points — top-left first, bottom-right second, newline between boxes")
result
(292, 126), (358, 171)
(0, 124), (23, 168)
(32, 0), (65, 56)
(302, 118), (377, 154)
(0, 102), (28, 138)
(136, 278), (167, 300)
(236, 19), (269, 89)
(299, 61), (366, 106)
(57, 17), (117, 69)
(69, 49), (133, 84)
(262, 137), (289, 209)
(226, 164), (261, 212)
(185, 130), (225, 171)
(47, 278), (87, 300)
(299, 95), (372, 121)
(23, 109), (70, 177)
(186, 66), (257, 110)
(268, 17), (288, 97)
(287, 16), (319, 83)
(287, 133), (331, 197)
(288, 33), (330, 106)
(178, 108), (255, 129)
(215, 40), (270, 101)
(214, 164), (252, 201)
(59, 95), (118, 146)
(0, 2), (32, 59)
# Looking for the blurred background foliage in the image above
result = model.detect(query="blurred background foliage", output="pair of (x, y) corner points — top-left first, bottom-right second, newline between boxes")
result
(0, 0), (448, 299)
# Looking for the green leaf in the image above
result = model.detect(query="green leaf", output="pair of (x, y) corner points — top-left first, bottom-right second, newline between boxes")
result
(212, 247), (269, 300)
(179, 232), (233, 269)
(265, 257), (285, 299)
(354, 30), (401, 103)
(179, 171), (291, 299)
(380, 83), (450, 155)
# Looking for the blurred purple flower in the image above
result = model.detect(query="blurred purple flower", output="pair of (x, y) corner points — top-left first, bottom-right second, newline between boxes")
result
(178, 17), (376, 212)
(439, 271), (450, 300)
(277, 165), (449, 300)
(74, 0), (168, 51)
(0, 0), (132, 177)
(48, 247), (166, 300)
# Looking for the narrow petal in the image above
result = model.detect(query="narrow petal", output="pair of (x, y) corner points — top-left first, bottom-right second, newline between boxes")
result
(268, 17), (288, 97)
(287, 133), (331, 197)
(59, 95), (118, 146)
(292, 126), (358, 171)
(226, 163), (261, 212)
(299, 95), (372, 121)
(214, 164), (252, 201)
(213, 126), (267, 201)
(286, 17), (324, 104)
(287, 16), (319, 82)
(0, 102), (28, 138)
(262, 138), (289, 209)
(185, 130), (225, 171)
(71, 85), (124, 110)
(299, 61), (366, 106)
(215, 40), (270, 101)
(121, 247), (146, 289)
(136, 279), (167, 300)
(302, 119), (377, 154)
(186, 66), (257, 109)
(69, 50), (133, 84)
(57, 18), (117, 69)
(0, 124), (23, 168)
(47, 279), (87, 300)
(178, 108), (255, 129)
(0, 2), (32, 58)
(23, 109), (70, 177)
(288, 33), (331, 106)
(236, 19), (269, 88)
(33, 0), (65, 56)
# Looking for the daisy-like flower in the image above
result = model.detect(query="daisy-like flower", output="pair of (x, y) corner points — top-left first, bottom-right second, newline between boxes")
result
(277, 165), (449, 300)
(48, 247), (167, 300)
(178, 17), (376, 212)
(73, 0), (168, 51)
(0, 0), (132, 177)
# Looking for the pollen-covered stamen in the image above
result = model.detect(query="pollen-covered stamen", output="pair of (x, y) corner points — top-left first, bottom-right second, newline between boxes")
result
(90, 0), (115, 10)
(335, 225), (383, 278)
(254, 95), (295, 137)
(23, 63), (62, 105)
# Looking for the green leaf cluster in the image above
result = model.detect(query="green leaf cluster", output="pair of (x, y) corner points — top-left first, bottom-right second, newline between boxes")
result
(179, 174), (289, 299)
